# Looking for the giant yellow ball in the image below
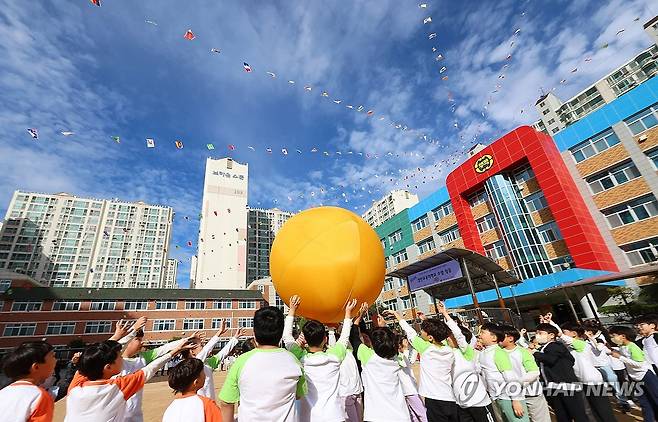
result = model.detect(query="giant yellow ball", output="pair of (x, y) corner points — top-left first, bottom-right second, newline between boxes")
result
(270, 206), (385, 323)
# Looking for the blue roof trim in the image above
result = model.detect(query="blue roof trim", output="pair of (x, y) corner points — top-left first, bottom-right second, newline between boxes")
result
(554, 76), (658, 151)
(443, 268), (625, 308)
(408, 187), (450, 221)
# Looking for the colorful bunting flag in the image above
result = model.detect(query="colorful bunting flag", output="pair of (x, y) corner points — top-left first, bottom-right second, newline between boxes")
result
(90, 0), (101, 6)
(206, 143), (215, 150)
(184, 30), (195, 40)
(243, 62), (252, 72)
(146, 138), (155, 148)
(175, 140), (184, 149)
(112, 136), (120, 144)
(27, 128), (38, 139)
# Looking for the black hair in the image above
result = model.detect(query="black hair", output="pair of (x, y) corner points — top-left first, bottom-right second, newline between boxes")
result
(168, 358), (204, 394)
(253, 306), (284, 346)
(634, 314), (658, 327)
(421, 318), (451, 343)
(240, 338), (256, 353)
(370, 327), (398, 359)
(499, 325), (520, 342)
(2, 341), (54, 380)
(561, 322), (584, 337)
(459, 326), (473, 344)
(582, 320), (613, 344)
(535, 323), (559, 337)
(302, 320), (327, 348)
(480, 322), (505, 342)
(608, 325), (637, 341)
(79, 340), (122, 380)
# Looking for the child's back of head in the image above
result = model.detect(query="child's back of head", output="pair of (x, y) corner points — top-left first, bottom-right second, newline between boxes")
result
(370, 327), (398, 359)
(168, 358), (205, 394)
(79, 340), (122, 380)
(421, 318), (451, 344)
(253, 306), (285, 346)
(2, 341), (55, 382)
(302, 320), (327, 348)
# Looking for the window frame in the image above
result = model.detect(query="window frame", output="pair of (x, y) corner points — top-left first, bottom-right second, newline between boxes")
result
(182, 318), (204, 330)
(3, 323), (36, 337)
(586, 161), (641, 194)
(11, 301), (42, 312)
(152, 319), (176, 331)
(569, 129), (621, 163)
(84, 321), (113, 334)
(89, 301), (116, 311)
(411, 215), (430, 232)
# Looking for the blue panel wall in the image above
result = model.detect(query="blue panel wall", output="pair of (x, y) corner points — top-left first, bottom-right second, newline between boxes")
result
(408, 187), (450, 222)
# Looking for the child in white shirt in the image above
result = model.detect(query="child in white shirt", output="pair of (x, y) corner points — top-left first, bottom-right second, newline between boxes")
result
(163, 358), (222, 422)
(328, 328), (363, 422)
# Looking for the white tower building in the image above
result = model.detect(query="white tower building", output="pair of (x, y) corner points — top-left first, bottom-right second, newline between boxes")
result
(192, 158), (248, 289)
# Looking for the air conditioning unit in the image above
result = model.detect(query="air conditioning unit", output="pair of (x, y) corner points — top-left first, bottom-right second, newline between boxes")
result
(639, 134), (648, 143)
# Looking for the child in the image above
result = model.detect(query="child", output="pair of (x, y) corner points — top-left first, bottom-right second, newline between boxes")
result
(218, 306), (307, 421)
(396, 333), (427, 422)
(634, 314), (658, 374)
(351, 306), (411, 422)
(328, 326), (363, 422)
(162, 358), (222, 422)
(0, 341), (57, 422)
(608, 325), (658, 421)
(184, 320), (244, 400)
(498, 325), (549, 422)
(554, 321), (615, 422)
(282, 294), (357, 421)
(118, 318), (202, 422)
(435, 304), (494, 422)
(65, 339), (192, 421)
(384, 309), (455, 422)
(532, 322), (588, 422)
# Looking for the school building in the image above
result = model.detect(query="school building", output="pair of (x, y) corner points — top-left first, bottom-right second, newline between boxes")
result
(377, 74), (658, 327)
(0, 271), (265, 353)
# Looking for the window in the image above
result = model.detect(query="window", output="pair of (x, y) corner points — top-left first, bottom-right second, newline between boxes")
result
(185, 300), (206, 310)
(468, 191), (488, 207)
(213, 300), (232, 309)
(512, 164), (535, 184)
(0, 280), (10, 293)
(537, 222), (562, 243)
(417, 237), (436, 254)
(525, 192), (548, 212)
(275, 295), (285, 309)
(89, 301), (115, 311)
(603, 195), (658, 228)
(155, 300), (177, 310)
(388, 230), (402, 244)
(11, 301), (42, 312)
(212, 318), (232, 329)
(382, 298), (398, 311)
(124, 300), (148, 310)
(439, 226), (460, 244)
(238, 301), (256, 309)
(52, 301), (80, 311)
(84, 321), (112, 334)
(622, 237), (658, 266)
(46, 322), (75, 335)
(183, 319), (204, 330)
(238, 318), (254, 328)
(476, 214), (497, 233)
(400, 295), (417, 309)
(3, 323), (36, 337)
(484, 241), (507, 260)
(587, 161), (641, 194)
(625, 104), (658, 135)
(569, 129), (620, 163)
(432, 203), (453, 220)
(384, 277), (396, 291)
(392, 250), (408, 264)
(412, 215), (429, 232)
(647, 148), (658, 169)
(153, 319), (176, 331)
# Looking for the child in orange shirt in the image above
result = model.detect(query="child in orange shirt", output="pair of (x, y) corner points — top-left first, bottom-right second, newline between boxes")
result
(162, 358), (222, 422)
(0, 341), (57, 422)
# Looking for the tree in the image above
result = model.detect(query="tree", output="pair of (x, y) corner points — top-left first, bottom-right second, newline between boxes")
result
(599, 285), (658, 321)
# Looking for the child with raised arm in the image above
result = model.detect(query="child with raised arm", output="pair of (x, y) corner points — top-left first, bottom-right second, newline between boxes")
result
(384, 308), (455, 422)
(0, 341), (57, 422)
(435, 303), (495, 422)
(608, 325), (658, 422)
(351, 304), (410, 422)
(218, 306), (307, 422)
(184, 320), (244, 400)
(163, 358), (222, 422)
(328, 325), (363, 422)
(65, 339), (193, 421)
(282, 294), (357, 421)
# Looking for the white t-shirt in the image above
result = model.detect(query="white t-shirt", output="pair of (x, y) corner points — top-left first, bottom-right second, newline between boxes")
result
(399, 320), (454, 401)
(194, 336), (240, 399)
(452, 347), (492, 407)
(162, 395), (222, 422)
(397, 352), (419, 396)
(640, 334), (658, 366)
(338, 349), (363, 397)
(218, 348), (305, 422)
(357, 344), (410, 422)
(618, 342), (655, 381)
(0, 381), (54, 422)
(478, 345), (509, 400)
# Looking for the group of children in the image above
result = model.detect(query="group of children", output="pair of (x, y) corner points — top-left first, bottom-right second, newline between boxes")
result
(1, 303), (658, 422)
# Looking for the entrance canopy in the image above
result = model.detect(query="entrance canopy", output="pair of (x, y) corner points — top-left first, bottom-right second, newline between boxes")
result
(386, 247), (521, 300)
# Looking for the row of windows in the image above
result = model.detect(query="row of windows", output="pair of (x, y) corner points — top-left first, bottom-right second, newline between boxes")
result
(587, 161), (641, 194)
(603, 195), (658, 229)
(476, 214), (497, 234)
(2, 317), (253, 337)
(3, 300), (258, 312)
(432, 202), (453, 220)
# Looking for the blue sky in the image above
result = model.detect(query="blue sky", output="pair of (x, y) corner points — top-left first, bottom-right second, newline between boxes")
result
(0, 0), (656, 287)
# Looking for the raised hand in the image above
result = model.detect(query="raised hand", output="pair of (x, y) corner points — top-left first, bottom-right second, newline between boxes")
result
(354, 302), (369, 324)
(417, 311), (427, 321)
(172, 340), (197, 356)
(289, 295), (301, 316)
(216, 319), (228, 337)
(112, 319), (130, 339)
(345, 299), (358, 318)
(436, 301), (449, 316)
(188, 331), (205, 343)
(382, 309), (402, 321)
(130, 316), (148, 333)
(235, 328), (246, 338)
